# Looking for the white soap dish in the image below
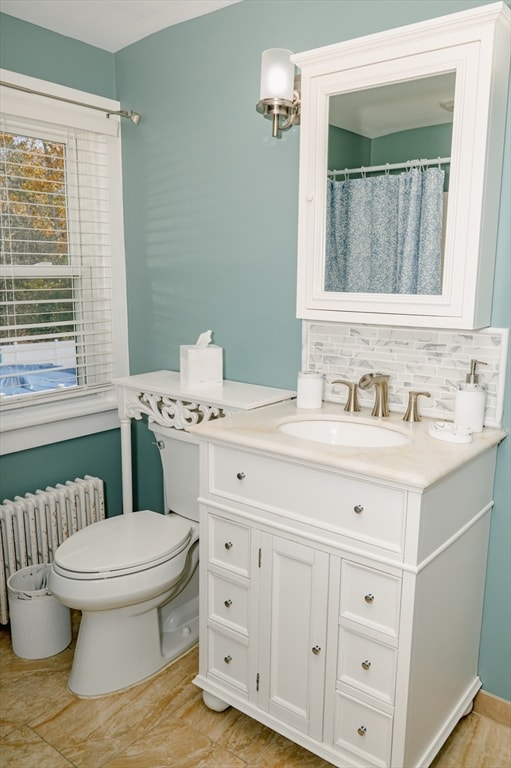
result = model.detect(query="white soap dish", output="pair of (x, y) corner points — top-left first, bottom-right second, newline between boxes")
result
(428, 422), (473, 443)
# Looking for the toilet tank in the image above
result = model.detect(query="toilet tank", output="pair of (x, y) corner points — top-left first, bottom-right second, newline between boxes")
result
(149, 424), (200, 522)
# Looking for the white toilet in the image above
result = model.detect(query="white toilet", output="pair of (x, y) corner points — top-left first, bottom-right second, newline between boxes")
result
(48, 425), (200, 697)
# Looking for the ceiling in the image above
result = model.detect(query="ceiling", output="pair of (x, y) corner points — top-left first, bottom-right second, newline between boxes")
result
(0, 0), (242, 52)
(330, 73), (455, 139)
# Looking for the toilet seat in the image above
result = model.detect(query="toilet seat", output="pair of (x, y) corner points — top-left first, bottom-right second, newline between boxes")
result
(53, 510), (195, 580)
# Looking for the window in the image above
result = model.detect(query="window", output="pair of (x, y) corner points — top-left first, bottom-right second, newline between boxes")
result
(0, 72), (129, 453)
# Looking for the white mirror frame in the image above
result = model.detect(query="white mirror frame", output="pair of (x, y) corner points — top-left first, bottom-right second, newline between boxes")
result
(293, 2), (510, 329)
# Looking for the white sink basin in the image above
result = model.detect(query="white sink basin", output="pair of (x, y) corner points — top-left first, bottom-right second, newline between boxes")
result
(278, 419), (410, 448)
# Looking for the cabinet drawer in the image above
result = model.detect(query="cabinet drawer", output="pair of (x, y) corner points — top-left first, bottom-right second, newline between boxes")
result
(208, 572), (249, 636)
(338, 628), (397, 705)
(340, 561), (401, 639)
(209, 445), (405, 553)
(207, 627), (249, 695)
(208, 515), (250, 577)
(334, 691), (392, 767)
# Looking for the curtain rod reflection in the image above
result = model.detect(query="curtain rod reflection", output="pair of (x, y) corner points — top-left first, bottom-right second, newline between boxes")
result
(328, 157), (450, 178)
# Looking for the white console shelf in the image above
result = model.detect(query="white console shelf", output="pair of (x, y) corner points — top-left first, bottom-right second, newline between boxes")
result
(114, 371), (294, 513)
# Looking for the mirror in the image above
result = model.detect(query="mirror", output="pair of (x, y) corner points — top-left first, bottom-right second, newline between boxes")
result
(326, 73), (455, 296)
(293, 3), (510, 329)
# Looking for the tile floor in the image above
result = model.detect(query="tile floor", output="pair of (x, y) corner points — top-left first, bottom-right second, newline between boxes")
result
(1, 615), (510, 768)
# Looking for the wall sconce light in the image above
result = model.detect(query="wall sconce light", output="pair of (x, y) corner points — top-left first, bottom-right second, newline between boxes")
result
(256, 48), (301, 138)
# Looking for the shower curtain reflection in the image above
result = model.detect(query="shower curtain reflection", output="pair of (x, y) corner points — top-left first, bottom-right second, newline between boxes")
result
(325, 167), (445, 295)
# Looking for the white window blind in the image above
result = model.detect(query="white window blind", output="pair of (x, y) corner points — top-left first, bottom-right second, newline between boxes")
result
(1, 117), (115, 408)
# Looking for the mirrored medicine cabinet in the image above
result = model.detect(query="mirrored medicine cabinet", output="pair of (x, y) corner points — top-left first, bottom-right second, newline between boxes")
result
(292, 2), (510, 328)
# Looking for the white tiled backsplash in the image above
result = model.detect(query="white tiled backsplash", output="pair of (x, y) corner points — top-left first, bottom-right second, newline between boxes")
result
(303, 322), (508, 427)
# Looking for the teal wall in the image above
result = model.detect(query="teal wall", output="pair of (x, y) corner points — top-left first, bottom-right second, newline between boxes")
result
(0, 13), (115, 98)
(372, 124), (452, 166)
(328, 125), (370, 170)
(1, 0), (509, 700)
(0, 431), (123, 517)
(328, 124), (452, 169)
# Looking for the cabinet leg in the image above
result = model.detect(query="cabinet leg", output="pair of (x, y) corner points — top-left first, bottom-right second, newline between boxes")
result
(202, 690), (230, 712)
(462, 699), (474, 717)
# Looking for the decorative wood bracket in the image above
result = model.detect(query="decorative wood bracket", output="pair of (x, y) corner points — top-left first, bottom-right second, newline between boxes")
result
(121, 387), (236, 430)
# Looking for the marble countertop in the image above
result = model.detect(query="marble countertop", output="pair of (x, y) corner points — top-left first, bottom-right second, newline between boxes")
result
(189, 400), (507, 490)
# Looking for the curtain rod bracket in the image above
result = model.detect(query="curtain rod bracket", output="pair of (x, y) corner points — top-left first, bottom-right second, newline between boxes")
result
(107, 109), (141, 125)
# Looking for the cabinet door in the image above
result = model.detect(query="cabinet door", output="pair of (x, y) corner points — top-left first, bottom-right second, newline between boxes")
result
(258, 534), (329, 740)
(293, 4), (510, 329)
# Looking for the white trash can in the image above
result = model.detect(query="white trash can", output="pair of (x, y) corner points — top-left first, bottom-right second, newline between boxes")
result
(7, 564), (72, 659)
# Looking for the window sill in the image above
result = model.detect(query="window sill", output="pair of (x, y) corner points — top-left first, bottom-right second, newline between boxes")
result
(0, 393), (121, 454)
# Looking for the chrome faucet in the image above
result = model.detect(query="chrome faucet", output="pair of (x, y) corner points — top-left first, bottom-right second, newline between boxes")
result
(331, 379), (361, 412)
(359, 372), (390, 417)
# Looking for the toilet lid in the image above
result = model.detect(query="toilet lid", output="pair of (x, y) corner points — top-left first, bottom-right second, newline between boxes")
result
(54, 510), (194, 576)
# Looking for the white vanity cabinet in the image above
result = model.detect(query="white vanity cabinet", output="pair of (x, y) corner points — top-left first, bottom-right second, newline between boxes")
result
(193, 428), (501, 768)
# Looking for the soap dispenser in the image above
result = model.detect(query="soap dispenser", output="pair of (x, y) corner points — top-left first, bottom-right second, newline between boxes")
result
(454, 359), (487, 433)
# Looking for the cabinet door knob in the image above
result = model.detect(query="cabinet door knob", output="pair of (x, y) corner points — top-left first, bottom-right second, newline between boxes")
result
(224, 655), (232, 664)
(224, 599), (232, 607)
(357, 725), (367, 737)
(364, 593), (375, 603)
(361, 659), (372, 670)
(236, 472), (245, 480)
(312, 645), (321, 655)
(224, 541), (233, 550)
(354, 504), (364, 514)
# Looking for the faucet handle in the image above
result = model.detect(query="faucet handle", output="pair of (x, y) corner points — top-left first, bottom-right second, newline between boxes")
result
(332, 380), (361, 412)
(403, 391), (431, 422)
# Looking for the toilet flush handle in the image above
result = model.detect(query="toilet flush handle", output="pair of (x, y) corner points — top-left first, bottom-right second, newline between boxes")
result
(152, 440), (164, 450)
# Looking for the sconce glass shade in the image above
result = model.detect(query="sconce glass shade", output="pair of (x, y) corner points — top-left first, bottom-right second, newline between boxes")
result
(259, 48), (295, 102)
(257, 48), (300, 138)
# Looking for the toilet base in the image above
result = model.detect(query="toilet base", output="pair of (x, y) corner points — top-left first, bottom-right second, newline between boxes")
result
(69, 570), (199, 697)
(161, 593), (199, 659)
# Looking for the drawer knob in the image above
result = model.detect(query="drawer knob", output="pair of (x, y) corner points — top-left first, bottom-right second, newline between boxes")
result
(224, 655), (232, 664)
(312, 645), (321, 655)
(357, 725), (367, 737)
(224, 541), (233, 550)
(361, 659), (372, 670)
(354, 504), (364, 514)
(224, 599), (233, 608)
(236, 472), (246, 480)
(364, 593), (375, 603)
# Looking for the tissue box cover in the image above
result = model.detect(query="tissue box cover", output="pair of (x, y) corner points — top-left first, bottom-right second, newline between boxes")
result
(180, 345), (223, 388)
